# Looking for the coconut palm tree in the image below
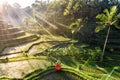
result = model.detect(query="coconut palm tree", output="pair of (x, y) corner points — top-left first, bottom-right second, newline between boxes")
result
(95, 5), (120, 62)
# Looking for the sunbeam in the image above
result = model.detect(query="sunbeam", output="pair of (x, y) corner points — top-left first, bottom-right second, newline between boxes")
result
(0, 1), (59, 36)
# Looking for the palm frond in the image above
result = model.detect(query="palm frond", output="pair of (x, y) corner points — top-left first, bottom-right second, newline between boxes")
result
(109, 6), (117, 20)
(96, 14), (108, 22)
(103, 9), (109, 17)
(95, 25), (106, 33)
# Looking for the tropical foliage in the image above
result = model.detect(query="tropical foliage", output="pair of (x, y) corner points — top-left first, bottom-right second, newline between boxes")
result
(95, 5), (120, 62)
(1, 0), (120, 79)
(46, 44), (102, 61)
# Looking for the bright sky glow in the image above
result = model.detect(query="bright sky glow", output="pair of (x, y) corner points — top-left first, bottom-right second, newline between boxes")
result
(0, 0), (119, 8)
(0, 0), (36, 8)
(0, 0), (54, 8)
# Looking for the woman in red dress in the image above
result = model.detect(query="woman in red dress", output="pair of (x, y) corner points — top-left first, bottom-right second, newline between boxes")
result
(55, 60), (61, 71)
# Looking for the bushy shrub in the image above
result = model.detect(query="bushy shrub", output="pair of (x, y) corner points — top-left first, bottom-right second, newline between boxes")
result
(46, 44), (102, 61)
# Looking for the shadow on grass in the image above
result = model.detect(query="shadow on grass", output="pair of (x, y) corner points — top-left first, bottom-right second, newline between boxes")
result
(46, 55), (79, 68)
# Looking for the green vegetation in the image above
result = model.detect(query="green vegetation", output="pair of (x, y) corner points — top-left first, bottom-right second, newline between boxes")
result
(46, 44), (102, 61)
(0, 0), (120, 80)
(95, 6), (120, 62)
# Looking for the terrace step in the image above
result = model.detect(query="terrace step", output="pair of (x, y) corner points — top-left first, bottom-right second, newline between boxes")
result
(0, 31), (25, 40)
(1, 33), (39, 47)
(0, 20), (39, 53)
(0, 27), (21, 34)
(0, 25), (12, 29)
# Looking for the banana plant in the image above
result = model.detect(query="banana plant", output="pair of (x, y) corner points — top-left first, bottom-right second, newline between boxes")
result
(95, 5), (120, 62)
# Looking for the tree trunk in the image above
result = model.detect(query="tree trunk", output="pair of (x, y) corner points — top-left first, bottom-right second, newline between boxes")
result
(100, 26), (110, 62)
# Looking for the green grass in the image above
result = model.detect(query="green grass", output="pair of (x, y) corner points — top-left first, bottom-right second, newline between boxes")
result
(23, 65), (95, 80)
(0, 56), (47, 63)
(0, 41), (120, 80)
(23, 64), (119, 80)
(0, 55), (119, 80)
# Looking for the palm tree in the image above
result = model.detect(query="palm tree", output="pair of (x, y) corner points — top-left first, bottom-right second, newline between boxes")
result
(95, 5), (120, 62)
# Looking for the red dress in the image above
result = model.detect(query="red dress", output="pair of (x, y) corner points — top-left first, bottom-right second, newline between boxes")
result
(55, 63), (61, 71)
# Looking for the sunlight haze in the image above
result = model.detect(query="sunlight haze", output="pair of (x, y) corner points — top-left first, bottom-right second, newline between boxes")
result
(0, 0), (53, 8)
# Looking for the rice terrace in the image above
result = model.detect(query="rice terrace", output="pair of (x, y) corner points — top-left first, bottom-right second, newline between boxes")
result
(0, 0), (120, 80)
